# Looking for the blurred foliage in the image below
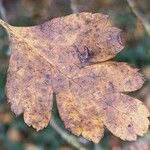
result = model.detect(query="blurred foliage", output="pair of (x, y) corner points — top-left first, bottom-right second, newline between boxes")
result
(0, 0), (150, 150)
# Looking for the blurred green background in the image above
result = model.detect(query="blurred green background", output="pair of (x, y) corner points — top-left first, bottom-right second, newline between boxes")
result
(0, 0), (150, 150)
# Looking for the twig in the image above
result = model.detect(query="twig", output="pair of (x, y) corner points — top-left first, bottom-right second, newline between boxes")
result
(50, 117), (86, 150)
(70, 0), (80, 13)
(94, 144), (103, 150)
(0, 0), (7, 22)
(0, 2), (11, 56)
(127, 0), (150, 35)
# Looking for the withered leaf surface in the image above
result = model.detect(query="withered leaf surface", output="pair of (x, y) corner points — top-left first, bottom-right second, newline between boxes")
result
(0, 13), (149, 143)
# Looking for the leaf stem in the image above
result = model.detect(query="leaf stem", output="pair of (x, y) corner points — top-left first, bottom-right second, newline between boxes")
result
(0, 19), (11, 32)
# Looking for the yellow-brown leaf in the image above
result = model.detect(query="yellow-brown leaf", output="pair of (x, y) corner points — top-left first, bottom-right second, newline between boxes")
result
(0, 12), (149, 143)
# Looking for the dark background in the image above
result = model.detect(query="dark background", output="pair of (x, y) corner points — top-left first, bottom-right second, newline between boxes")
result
(0, 0), (150, 149)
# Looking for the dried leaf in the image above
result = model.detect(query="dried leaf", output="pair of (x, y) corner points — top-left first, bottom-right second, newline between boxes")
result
(0, 12), (149, 143)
